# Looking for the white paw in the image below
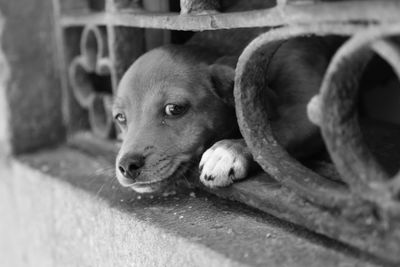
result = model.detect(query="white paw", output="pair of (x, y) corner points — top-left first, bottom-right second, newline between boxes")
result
(307, 94), (322, 126)
(199, 140), (251, 188)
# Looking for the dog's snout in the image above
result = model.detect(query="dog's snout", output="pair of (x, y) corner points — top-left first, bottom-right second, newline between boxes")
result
(118, 154), (145, 180)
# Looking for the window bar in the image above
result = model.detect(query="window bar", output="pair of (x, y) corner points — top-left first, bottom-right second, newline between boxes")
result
(318, 24), (400, 218)
(231, 22), (400, 262)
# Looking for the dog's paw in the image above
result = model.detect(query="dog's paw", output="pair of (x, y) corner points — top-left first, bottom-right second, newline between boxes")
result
(199, 139), (252, 188)
(307, 94), (322, 126)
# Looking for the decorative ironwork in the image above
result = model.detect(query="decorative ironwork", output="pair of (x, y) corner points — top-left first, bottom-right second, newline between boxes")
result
(68, 25), (116, 138)
(234, 22), (400, 263)
(54, 0), (400, 263)
(319, 25), (400, 218)
(59, 1), (400, 30)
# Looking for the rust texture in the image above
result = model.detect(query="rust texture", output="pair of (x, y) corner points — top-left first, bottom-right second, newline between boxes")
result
(180, 0), (220, 14)
(319, 25), (400, 217)
(59, 1), (400, 30)
(234, 23), (400, 262)
(54, 0), (400, 263)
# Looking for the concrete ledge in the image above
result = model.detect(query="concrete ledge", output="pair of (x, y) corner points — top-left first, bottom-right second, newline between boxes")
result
(0, 147), (385, 266)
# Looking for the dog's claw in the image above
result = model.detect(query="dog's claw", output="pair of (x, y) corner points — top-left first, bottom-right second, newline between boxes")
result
(204, 175), (214, 181)
(228, 168), (235, 177)
(199, 139), (252, 188)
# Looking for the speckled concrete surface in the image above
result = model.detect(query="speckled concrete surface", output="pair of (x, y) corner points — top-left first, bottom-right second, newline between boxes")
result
(0, 147), (389, 267)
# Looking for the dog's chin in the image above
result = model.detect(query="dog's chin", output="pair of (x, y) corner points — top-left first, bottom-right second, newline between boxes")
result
(129, 179), (173, 194)
(115, 159), (196, 194)
(116, 171), (173, 192)
(128, 162), (196, 194)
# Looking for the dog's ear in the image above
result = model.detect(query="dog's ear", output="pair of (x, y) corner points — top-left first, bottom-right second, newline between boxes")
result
(208, 63), (235, 106)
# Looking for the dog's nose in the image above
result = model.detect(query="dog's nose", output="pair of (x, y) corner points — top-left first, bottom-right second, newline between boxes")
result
(118, 154), (145, 180)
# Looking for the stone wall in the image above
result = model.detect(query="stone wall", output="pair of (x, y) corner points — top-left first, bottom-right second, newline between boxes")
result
(0, 0), (65, 155)
(0, 10), (10, 156)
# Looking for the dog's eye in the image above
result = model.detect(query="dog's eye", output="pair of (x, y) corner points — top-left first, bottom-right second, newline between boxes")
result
(114, 113), (126, 124)
(164, 104), (188, 117)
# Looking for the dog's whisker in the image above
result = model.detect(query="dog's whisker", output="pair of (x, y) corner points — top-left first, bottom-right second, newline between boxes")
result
(94, 175), (118, 198)
(159, 144), (180, 154)
(95, 182), (107, 198)
(94, 166), (115, 175)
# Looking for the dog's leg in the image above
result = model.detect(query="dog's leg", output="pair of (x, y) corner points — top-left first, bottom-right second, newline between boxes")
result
(199, 139), (254, 188)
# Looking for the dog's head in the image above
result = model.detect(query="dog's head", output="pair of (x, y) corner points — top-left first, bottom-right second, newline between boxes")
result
(113, 45), (238, 193)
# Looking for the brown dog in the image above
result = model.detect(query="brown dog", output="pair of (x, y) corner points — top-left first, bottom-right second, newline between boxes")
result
(113, 45), (239, 192)
(112, 36), (341, 193)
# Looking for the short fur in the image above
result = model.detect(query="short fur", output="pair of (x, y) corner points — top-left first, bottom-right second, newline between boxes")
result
(113, 36), (341, 192)
(113, 45), (240, 192)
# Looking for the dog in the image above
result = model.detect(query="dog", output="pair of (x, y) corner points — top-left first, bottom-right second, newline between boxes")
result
(112, 35), (344, 193)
